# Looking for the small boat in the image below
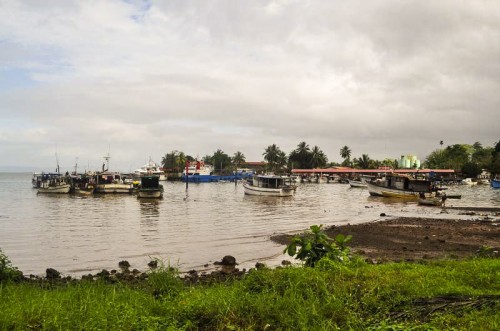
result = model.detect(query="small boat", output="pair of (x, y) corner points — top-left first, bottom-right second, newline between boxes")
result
(348, 179), (367, 188)
(367, 174), (433, 199)
(491, 178), (500, 189)
(137, 176), (163, 198)
(461, 178), (477, 186)
(37, 173), (71, 194)
(243, 174), (297, 197)
(93, 172), (134, 194)
(418, 198), (442, 206)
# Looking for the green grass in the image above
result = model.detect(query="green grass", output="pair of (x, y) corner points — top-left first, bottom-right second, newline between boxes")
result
(1, 258), (499, 330)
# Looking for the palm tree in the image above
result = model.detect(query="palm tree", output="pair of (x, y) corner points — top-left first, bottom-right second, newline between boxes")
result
(440, 140), (444, 148)
(310, 146), (328, 168)
(232, 151), (246, 167)
(295, 141), (311, 168)
(355, 154), (371, 169)
(263, 144), (285, 173)
(340, 145), (351, 166)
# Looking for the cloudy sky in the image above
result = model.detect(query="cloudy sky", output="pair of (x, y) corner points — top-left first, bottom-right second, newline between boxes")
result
(1, 0), (499, 172)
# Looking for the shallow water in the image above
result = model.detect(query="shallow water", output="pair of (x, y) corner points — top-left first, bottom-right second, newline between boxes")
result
(0, 173), (498, 276)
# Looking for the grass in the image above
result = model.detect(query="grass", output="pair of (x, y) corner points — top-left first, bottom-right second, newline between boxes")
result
(0, 258), (499, 330)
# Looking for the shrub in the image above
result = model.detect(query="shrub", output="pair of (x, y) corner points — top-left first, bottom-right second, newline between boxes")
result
(0, 249), (23, 282)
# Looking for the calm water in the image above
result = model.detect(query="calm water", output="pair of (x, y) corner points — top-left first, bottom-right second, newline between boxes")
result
(0, 173), (498, 276)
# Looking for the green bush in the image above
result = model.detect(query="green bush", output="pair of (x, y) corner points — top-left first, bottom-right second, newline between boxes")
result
(0, 249), (23, 282)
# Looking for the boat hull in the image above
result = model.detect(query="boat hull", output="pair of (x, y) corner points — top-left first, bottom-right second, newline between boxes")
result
(137, 189), (163, 198)
(418, 198), (442, 206)
(38, 184), (71, 194)
(243, 182), (295, 197)
(367, 182), (420, 199)
(349, 180), (367, 188)
(94, 184), (133, 194)
(491, 179), (500, 189)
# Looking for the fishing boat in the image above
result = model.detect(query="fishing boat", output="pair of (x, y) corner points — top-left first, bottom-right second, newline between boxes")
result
(137, 175), (163, 198)
(461, 178), (477, 186)
(37, 173), (71, 194)
(70, 174), (95, 195)
(491, 177), (500, 189)
(93, 172), (134, 194)
(134, 158), (167, 181)
(367, 174), (433, 199)
(243, 174), (297, 197)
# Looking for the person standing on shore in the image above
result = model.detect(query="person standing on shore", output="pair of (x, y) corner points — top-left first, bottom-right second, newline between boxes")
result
(441, 192), (447, 207)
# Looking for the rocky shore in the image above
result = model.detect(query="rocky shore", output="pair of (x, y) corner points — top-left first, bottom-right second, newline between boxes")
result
(272, 214), (500, 262)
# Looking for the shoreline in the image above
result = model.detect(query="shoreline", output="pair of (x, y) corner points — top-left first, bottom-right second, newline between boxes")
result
(271, 214), (500, 262)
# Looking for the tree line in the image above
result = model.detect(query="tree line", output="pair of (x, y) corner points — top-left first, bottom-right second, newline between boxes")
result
(161, 139), (500, 176)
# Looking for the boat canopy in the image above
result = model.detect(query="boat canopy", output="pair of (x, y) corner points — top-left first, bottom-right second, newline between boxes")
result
(141, 176), (160, 188)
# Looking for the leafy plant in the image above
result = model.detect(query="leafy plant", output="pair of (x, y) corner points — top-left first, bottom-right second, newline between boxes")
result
(284, 225), (352, 267)
(0, 249), (23, 282)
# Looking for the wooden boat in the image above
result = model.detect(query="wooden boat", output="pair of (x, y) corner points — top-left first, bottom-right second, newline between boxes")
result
(94, 172), (134, 194)
(367, 174), (433, 199)
(137, 176), (163, 198)
(243, 174), (297, 197)
(37, 174), (71, 194)
(70, 174), (95, 195)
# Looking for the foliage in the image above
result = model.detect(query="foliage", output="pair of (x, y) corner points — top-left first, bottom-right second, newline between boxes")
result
(0, 249), (23, 282)
(161, 151), (193, 171)
(211, 149), (232, 174)
(284, 225), (352, 267)
(263, 144), (287, 174)
(353, 154), (374, 169)
(231, 151), (245, 167)
(461, 161), (482, 178)
(288, 142), (328, 169)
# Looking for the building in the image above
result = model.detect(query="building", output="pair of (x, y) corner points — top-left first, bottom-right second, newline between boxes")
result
(399, 155), (421, 169)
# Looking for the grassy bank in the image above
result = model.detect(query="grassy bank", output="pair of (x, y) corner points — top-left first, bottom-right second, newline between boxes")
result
(1, 258), (499, 330)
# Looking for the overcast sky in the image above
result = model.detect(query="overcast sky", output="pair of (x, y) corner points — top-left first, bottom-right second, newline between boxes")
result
(1, 0), (499, 172)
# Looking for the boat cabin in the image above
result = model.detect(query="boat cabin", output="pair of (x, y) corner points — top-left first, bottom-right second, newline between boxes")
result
(140, 176), (160, 189)
(252, 175), (293, 189)
(377, 175), (432, 193)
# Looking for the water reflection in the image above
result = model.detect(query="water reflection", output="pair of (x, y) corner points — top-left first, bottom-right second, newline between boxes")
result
(1, 173), (499, 276)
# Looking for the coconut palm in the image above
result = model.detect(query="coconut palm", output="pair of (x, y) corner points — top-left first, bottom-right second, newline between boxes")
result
(310, 146), (328, 168)
(354, 154), (372, 169)
(340, 145), (351, 166)
(263, 144), (286, 173)
(232, 151), (246, 167)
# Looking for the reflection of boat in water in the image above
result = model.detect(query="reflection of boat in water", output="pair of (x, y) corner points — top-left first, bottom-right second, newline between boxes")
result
(243, 174), (297, 197)
(418, 198), (442, 206)
(367, 174), (433, 199)
(137, 176), (163, 198)
(134, 159), (167, 181)
(37, 173), (71, 194)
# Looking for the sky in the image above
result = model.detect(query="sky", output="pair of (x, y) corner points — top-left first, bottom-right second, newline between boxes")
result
(1, 0), (499, 172)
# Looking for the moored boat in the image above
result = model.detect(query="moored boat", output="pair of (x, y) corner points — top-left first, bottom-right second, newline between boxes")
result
(37, 173), (71, 194)
(134, 159), (167, 181)
(93, 172), (134, 194)
(491, 176), (500, 189)
(243, 174), (297, 197)
(367, 174), (433, 199)
(348, 179), (367, 188)
(137, 176), (163, 198)
(418, 198), (442, 206)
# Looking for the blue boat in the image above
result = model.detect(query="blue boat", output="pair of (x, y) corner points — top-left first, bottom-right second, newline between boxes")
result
(181, 161), (253, 183)
(491, 178), (500, 189)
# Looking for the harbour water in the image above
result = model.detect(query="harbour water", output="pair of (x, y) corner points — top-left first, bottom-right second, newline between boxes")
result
(0, 172), (498, 276)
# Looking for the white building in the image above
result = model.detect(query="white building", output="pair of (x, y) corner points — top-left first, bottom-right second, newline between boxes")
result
(399, 155), (421, 169)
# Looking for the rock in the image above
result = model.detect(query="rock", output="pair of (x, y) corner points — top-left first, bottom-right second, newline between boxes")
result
(118, 260), (130, 269)
(147, 260), (158, 269)
(214, 255), (237, 266)
(281, 260), (292, 266)
(255, 262), (266, 269)
(46, 268), (60, 280)
(380, 213), (386, 217)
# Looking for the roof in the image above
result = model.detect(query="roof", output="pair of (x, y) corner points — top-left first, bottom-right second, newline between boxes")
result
(291, 168), (455, 174)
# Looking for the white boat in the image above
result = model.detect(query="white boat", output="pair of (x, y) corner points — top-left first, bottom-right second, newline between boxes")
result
(134, 159), (167, 181)
(348, 179), (367, 188)
(94, 172), (134, 194)
(461, 178), (477, 186)
(137, 176), (163, 198)
(37, 174), (71, 194)
(367, 174), (433, 199)
(243, 174), (297, 197)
